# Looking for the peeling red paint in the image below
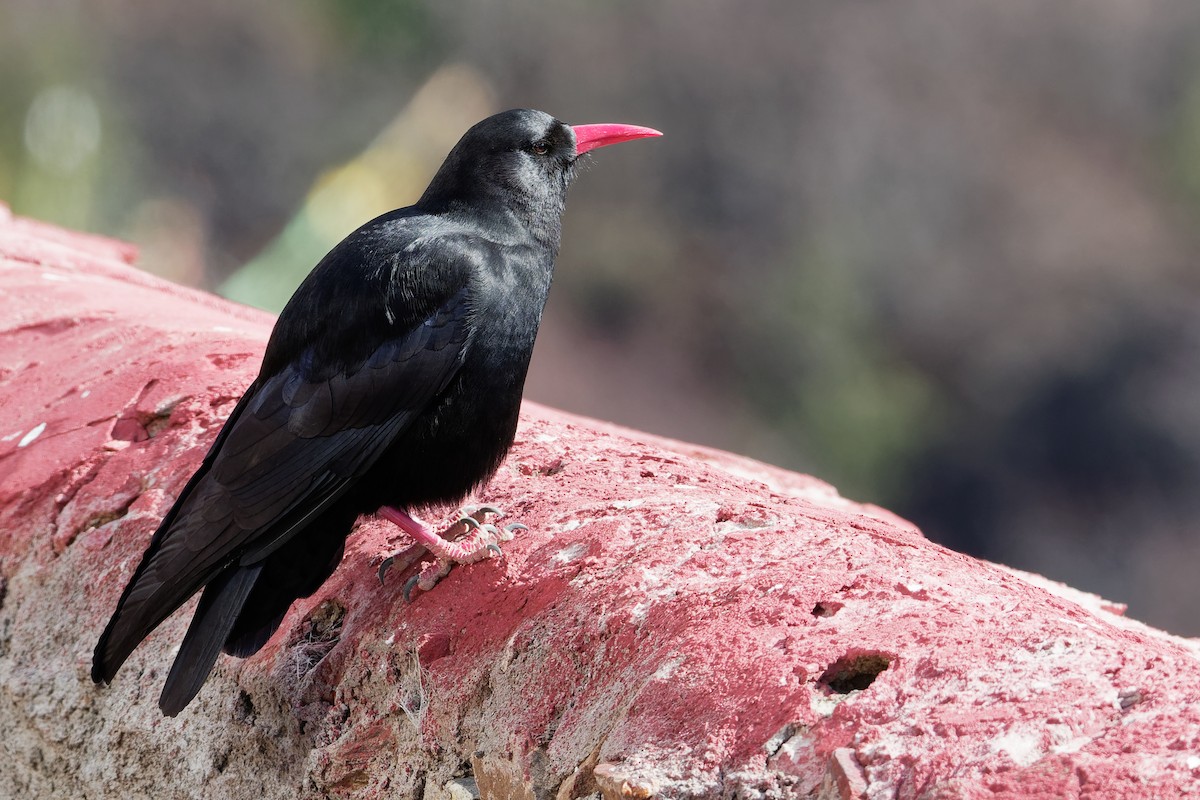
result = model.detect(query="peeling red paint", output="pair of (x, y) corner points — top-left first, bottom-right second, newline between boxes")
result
(4, 207), (1200, 799)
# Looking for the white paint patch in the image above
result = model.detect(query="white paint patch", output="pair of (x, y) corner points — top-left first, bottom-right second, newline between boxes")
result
(1187, 756), (1200, 771)
(551, 542), (588, 565)
(41, 272), (68, 282)
(2, 431), (20, 442)
(651, 656), (684, 681)
(1051, 735), (1094, 755)
(776, 729), (814, 761)
(809, 693), (843, 718)
(763, 724), (796, 755)
(990, 730), (1043, 767)
(610, 499), (645, 510)
(1032, 638), (1075, 657)
(80, 390), (91, 398)
(211, 325), (236, 333)
(17, 422), (46, 448)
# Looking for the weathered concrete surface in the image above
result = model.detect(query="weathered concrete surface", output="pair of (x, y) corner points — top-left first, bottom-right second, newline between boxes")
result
(3, 205), (1200, 799)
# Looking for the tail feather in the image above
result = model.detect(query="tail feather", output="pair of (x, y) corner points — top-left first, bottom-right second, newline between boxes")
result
(158, 564), (263, 716)
(222, 502), (354, 658)
(223, 609), (288, 658)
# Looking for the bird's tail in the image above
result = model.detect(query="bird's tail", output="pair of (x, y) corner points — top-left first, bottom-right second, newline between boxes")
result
(158, 563), (263, 716)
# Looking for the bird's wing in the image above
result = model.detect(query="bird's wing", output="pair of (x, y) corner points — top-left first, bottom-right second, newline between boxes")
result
(93, 276), (473, 681)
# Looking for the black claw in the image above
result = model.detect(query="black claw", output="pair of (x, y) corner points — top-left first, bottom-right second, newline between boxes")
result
(504, 522), (528, 533)
(402, 574), (421, 603)
(486, 543), (503, 558)
(474, 505), (502, 517)
(377, 556), (395, 586)
(459, 515), (482, 532)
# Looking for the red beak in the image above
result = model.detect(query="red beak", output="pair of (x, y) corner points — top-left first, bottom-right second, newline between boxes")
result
(572, 123), (663, 156)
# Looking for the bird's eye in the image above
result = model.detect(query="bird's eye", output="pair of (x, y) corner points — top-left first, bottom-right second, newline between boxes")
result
(531, 139), (550, 155)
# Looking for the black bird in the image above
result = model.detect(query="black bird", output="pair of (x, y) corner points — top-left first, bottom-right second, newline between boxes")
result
(92, 109), (660, 715)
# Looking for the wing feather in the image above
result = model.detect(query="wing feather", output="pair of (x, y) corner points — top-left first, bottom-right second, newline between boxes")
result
(94, 273), (476, 681)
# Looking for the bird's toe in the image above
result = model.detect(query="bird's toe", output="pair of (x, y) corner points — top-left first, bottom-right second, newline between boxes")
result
(402, 573), (421, 603)
(464, 504), (503, 519)
(377, 556), (396, 586)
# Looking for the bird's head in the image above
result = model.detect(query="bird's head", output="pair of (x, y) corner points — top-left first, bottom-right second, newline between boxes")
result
(419, 109), (661, 231)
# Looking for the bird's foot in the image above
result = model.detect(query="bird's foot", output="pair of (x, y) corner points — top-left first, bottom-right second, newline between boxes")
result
(377, 505), (526, 600)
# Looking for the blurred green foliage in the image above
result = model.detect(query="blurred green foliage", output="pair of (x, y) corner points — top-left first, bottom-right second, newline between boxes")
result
(312, 0), (438, 58)
(760, 241), (938, 501)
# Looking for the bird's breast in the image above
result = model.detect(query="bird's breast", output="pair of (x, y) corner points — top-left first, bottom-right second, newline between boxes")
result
(356, 256), (552, 512)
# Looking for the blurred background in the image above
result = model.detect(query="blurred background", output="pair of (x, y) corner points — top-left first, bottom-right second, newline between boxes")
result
(4, 0), (1200, 634)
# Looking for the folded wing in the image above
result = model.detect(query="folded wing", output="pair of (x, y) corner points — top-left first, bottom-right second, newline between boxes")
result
(92, 284), (471, 685)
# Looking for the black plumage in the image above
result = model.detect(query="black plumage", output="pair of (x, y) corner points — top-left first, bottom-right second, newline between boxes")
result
(91, 109), (660, 715)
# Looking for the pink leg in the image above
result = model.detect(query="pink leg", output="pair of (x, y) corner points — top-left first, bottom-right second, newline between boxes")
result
(378, 506), (522, 597)
(379, 506), (505, 563)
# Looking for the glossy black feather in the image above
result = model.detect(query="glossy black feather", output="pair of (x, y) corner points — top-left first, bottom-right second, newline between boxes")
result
(159, 564), (262, 716)
(93, 110), (584, 714)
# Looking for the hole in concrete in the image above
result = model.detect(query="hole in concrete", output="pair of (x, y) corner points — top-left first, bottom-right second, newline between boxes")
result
(293, 599), (346, 646)
(235, 689), (255, 723)
(811, 600), (843, 617)
(819, 652), (891, 694)
(145, 410), (174, 438)
(287, 599), (346, 677)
